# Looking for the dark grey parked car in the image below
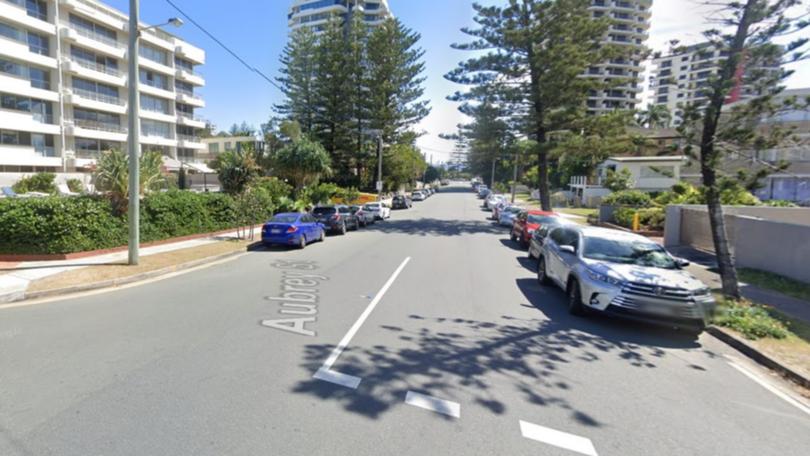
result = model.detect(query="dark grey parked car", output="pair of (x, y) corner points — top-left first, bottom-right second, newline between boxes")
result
(312, 205), (360, 235)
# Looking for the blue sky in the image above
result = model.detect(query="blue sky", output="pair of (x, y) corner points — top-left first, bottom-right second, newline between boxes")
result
(106, 1), (809, 163)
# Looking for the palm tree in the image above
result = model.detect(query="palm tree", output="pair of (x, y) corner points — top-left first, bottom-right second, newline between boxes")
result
(637, 105), (673, 129)
(94, 149), (165, 214)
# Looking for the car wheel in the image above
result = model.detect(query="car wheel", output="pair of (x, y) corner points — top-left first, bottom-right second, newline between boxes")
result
(510, 231), (517, 242)
(567, 279), (587, 316)
(319, 230), (325, 242)
(340, 222), (347, 235)
(537, 257), (551, 285)
(298, 236), (306, 249)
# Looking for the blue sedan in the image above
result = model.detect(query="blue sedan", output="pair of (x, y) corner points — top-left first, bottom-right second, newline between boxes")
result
(262, 213), (325, 249)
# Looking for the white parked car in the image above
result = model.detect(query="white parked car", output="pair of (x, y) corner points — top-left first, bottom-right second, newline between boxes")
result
(412, 191), (426, 201)
(485, 194), (507, 210)
(363, 202), (391, 220)
(498, 206), (523, 227)
(537, 225), (715, 333)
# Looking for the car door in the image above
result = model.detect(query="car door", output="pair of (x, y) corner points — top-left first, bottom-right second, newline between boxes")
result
(545, 228), (565, 284)
(554, 229), (580, 284)
(302, 214), (314, 239)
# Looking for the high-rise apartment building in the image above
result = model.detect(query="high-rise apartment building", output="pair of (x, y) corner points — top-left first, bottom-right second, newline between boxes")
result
(0, 0), (206, 183)
(649, 41), (781, 125)
(287, 0), (392, 33)
(585, 0), (652, 115)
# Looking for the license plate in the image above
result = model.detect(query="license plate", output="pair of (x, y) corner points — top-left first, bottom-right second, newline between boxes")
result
(271, 229), (282, 234)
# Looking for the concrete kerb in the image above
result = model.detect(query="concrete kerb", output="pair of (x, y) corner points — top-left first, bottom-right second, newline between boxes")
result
(707, 326), (810, 390)
(5, 248), (254, 305)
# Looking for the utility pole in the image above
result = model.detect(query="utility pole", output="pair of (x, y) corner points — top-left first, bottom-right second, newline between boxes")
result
(511, 148), (519, 203)
(490, 156), (496, 189)
(127, 0), (141, 266)
(376, 135), (383, 201)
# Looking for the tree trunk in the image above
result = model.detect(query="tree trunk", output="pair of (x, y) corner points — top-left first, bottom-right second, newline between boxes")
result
(523, 1), (551, 211)
(696, 0), (756, 300)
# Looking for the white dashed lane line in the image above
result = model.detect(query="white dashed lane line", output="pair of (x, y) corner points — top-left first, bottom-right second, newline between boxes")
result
(404, 391), (461, 418)
(519, 420), (598, 456)
(313, 257), (411, 389)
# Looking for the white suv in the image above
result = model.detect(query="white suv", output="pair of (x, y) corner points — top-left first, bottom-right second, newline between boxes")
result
(537, 225), (715, 332)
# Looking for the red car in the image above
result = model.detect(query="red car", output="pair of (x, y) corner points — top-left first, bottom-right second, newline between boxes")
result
(511, 210), (560, 248)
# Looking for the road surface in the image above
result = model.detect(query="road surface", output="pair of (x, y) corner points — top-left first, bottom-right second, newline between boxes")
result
(1, 185), (809, 455)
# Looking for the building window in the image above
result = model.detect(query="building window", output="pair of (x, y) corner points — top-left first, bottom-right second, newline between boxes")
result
(224, 141), (232, 150)
(141, 119), (171, 138)
(74, 137), (121, 158)
(640, 165), (675, 178)
(69, 13), (117, 47)
(73, 77), (120, 104)
(139, 69), (168, 90)
(140, 93), (170, 114)
(73, 107), (121, 131)
(208, 142), (219, 153)
(70, 45), (118, 75)
(174, 57), (193, 72)
(0, 57), (50, 89)
(0, 92), (52, 123)
(175, 80), (194, 96)
(139, 43), (169, 66)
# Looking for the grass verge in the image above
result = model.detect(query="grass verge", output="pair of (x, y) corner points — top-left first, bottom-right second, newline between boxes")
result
(554, 207), (598, 218)
(27, 240), (253, 293)
(713, 298), (810, 381)
(738, 268), (810, 303)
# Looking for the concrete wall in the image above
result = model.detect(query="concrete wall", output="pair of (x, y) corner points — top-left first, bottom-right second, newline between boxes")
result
(664, 204), (810, 283)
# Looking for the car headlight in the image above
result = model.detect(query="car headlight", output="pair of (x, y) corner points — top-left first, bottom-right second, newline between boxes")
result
(586, 268), (623, 287)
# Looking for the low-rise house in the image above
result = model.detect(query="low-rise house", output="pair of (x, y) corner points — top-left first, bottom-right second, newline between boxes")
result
(569, 155), (687, 206)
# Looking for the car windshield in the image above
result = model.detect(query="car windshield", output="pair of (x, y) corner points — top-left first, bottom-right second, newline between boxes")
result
(313, 207), (336, 215)
(583, 236), (677, 269)
(506, 207), (522, 214)
(271, 215), (299, 224)
(527, 214), (557, 224)
(364, 204), (379, 210)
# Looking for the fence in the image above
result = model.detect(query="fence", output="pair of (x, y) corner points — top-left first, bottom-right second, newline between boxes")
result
(665, 205), (810, 283)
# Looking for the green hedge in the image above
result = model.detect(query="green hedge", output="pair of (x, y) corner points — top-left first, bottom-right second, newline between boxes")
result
(0, 191), (274, 255)
(613, 207), (665, 231)
(603, 190), (652, 207)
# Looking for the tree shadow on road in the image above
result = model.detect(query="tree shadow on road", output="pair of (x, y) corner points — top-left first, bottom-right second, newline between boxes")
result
(364, 218), (506, 237)
(291, 278), (702, 423)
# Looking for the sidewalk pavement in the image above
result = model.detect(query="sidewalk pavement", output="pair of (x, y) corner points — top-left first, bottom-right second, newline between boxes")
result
(668, 245), (810, 325)
(0, 228), (257, 303)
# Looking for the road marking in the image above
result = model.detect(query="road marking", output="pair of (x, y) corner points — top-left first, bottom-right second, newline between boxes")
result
(519, 420), (598, 456)
(726, 356), (810, 417)
(404, 391), (461, 418)
(313, 257), (411, 389)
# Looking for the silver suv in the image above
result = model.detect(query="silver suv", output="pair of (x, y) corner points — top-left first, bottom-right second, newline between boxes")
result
(537, 225), (715, 332)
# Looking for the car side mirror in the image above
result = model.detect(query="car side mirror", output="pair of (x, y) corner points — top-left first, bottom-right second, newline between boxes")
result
(559, 245), (576, 255)
(676, 258), (690, 268)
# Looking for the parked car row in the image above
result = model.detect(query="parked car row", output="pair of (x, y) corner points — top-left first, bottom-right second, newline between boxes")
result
(474, 182), (716, 333)
(261, 202), (390, 249)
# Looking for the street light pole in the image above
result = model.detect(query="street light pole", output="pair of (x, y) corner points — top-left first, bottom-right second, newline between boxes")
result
(376, 135), (383, 201)
(127, 0), (141, 265)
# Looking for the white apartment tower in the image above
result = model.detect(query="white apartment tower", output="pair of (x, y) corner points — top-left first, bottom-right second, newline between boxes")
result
(586, 0), (652, 115)
(0, 0), (206, 181)
(288, 0), (392, 33)
(649, 41), (781, 125)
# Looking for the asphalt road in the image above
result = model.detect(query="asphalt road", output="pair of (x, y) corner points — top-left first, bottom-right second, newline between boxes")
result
(1, 185), (809, 456)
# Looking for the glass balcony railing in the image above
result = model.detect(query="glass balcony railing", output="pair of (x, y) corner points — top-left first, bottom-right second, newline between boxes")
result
(3, 0), (48, 21)
(70, 57), (120, 77)
(72, 87), (125, 106)
(73, 118), (126, 133)
(177, 134), (201, 143)
(176, 89), (202, 100)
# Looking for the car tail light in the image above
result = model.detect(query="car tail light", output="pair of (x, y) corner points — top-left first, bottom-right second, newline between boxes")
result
(287, 226), (298, 233)
(331, 214), (341, 221)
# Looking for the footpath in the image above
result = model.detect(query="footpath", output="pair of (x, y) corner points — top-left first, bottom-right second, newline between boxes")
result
(0, 227), (260, 304)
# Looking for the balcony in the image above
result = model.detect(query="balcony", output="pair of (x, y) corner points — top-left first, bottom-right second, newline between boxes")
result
(59, 26), (126, 59)
(72, 118), (125, 133)
(0, 1), (54, 35)
(175, 68), (205, 86)
(62, 57), (126, 87)
(175, 41), (205, 65)
(176, 91), (205, 107)
(177, 134), (206, 149)
(68, 119), (128, 142)
(177, 112), (206, 128)
(66, 87), (127, 115)
(0, 35), (57, 69)
(0, 73), (59, 102)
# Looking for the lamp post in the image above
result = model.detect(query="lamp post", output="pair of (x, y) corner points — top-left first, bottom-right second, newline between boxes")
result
(127, 0), (182, 265)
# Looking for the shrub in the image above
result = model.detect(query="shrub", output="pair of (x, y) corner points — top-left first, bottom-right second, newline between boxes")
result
(0, 191), (269, 255)
(612, 207), (665, 231)
(764, 199), (797, 207)
(0, 196), (126, 254)
(254, 177), (293, 203)
(12, 173), (58, 195)
(603, 168), (634, 192)
(66, 178), (84, 193)
(713, 299), (789, 340)
(603, 190), (651, 207)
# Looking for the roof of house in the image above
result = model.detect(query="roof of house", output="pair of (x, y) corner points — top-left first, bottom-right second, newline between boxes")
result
(606, 155), (687, 163)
